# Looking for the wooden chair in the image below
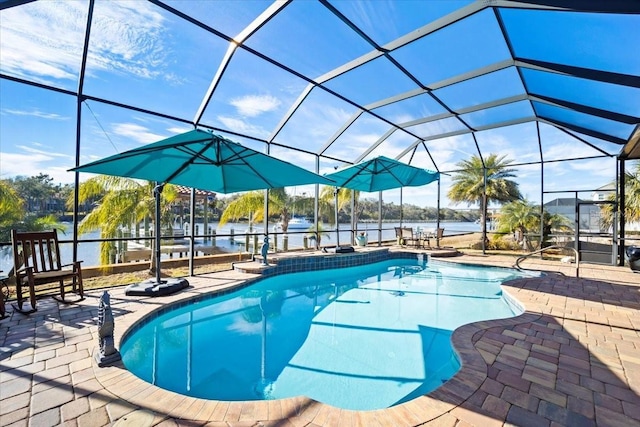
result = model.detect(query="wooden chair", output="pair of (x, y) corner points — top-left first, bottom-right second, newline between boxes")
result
(11, 229), (84, 313)
(0, 270), (8, 319)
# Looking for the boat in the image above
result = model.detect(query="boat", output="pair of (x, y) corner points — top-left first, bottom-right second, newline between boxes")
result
(281, 216), (313, 230)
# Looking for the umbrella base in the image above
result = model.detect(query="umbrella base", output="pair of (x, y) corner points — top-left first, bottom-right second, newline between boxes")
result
(125, 277), (189, 297)
(626, 246), (640, 272)
(323, 245), (355, 254)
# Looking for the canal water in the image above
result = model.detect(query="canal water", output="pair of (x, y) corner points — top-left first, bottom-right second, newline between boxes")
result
(0, 221), (480, 272)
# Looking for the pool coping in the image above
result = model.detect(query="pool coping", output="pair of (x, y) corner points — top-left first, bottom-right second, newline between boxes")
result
(95, 251), (543, 425)
(3, 249), (640, 426)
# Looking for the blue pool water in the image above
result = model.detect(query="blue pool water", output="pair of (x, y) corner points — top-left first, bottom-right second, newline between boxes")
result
(121, 259), (530, 411)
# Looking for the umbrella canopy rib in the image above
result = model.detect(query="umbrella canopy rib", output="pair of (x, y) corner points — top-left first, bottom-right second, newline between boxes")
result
(71, 129), (333, 194)
(162, 140), (217, 185)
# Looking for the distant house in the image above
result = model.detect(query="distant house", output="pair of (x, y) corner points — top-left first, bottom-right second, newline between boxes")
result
(174, 185), (216, 202)
(544, 197), (602, 232)
(544, 198), (579, 221)
(591, 183), (615, 202)
(171, 185), (218, 228)
(590, 183), (640, 232)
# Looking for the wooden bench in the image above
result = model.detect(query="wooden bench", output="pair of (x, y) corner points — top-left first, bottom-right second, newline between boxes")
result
(11, 229), (84, 313)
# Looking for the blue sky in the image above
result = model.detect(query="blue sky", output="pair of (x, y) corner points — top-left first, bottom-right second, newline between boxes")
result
(1, 1), (637, 208)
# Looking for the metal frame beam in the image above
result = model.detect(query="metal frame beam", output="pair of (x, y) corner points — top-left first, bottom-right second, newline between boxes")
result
(71, 0), (95, 265)
(319, 111), (364, 156)
(516, 58), (640, 89)
(0, 0), (36, 11)
(397, 116), (536, 159)
(494, 0), (640, 14)
(538, 117), (627, 145)
(530, 93), (639, 125)
(622, 125), (640, 160)
(192, 0), (290, 126)
(2, 0), (635, 213)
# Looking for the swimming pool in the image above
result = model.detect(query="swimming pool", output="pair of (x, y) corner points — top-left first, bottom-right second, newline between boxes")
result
(121, 258), (530, 411)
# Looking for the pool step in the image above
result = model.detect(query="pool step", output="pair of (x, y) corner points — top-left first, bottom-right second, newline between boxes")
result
(233, 256), (278, 274)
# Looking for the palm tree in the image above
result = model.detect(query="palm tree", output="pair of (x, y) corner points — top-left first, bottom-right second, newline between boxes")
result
(306, 221), (331, 248)
(0, 181), (25, 237)
(70, 176), (178, 269)
(219, 188), (293, 231)
(541, 210), (573, 246)
(600, 161), (640, 231)
(448, 153), (522, 239)
(319, 186), (360, 225)
(219, 186), (360, 249)
(319, 186), (363, 246)
(0, 180), (62, 242)
(497, 200), (573, 250)
(267, 188), (292, 232)
(497, 200), (538, 248)
(219, 191), (265, 228)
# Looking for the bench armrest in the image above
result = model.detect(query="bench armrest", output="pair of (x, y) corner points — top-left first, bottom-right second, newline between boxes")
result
(61, 261), (83, 269)
(16, 266), (34, 275)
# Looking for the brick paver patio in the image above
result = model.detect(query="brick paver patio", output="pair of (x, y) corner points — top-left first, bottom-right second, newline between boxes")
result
(1, 252), (639, 426)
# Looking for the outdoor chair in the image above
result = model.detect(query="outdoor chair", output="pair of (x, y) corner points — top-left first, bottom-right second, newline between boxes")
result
(394, 227), (402, 244)
(417, 228), (431, 249)
(11, 229), (84, 313)
(0, 270), (8, 319)
(399, 227), (420, 248)
(436, 227), (444, 246)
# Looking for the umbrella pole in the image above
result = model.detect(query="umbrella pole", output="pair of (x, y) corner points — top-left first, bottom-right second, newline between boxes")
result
(154, 183), (164, 284)
(122, 182), (189, 297)
(335, 188), (340, 247)
(378, 192), (382, 247)
(189, 188), (196, 276)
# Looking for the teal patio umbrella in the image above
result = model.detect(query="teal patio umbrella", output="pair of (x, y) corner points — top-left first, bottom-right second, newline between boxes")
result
(71, 129), (334, 293)
(72, 129), (332, 193)
(324, 156), (439, 192)
(324, 156), (439, 247)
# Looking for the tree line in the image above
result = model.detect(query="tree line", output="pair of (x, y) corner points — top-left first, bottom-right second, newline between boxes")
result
(2, 155), (639, 258)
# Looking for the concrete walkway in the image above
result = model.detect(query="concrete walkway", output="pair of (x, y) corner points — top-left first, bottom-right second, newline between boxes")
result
(1, 253), (639, 426)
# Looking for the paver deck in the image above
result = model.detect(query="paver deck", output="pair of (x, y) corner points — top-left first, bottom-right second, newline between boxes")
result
(1, 251), (639, 427)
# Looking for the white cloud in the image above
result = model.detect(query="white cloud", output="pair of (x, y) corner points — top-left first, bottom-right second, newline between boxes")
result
(16, 145), (71, 158)
(269, 146), (317, 172)
(216, 116), (269, 138)
(568, 158), (617, 178)
(87, 2), (170, 79)
(322, 132), (380, 161)
(291, 103), (352, 142)
(0, 1), (171, 84)
(167, 126), (194, 134)
(426, 137), (464, 172)
(111, 123), (166, 144)
(129, 117), (192, 135)
(230, 94), (281, 117)
(0, 152), (74, 184)
(1, 2), (85, 83)
(543, 141), (601, 160)
(1, 108), (68, 120)
(339, 0), (401, 44)
(392, 113), (417, 124)
(317, 105), (353, 127)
